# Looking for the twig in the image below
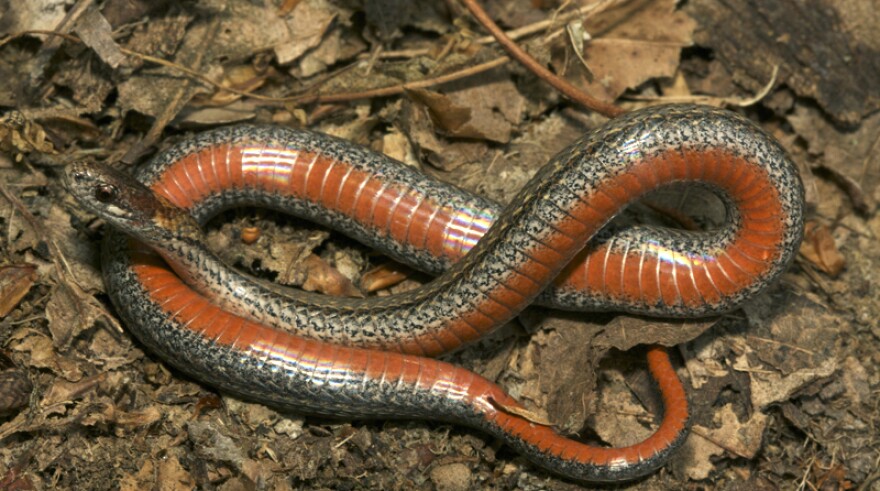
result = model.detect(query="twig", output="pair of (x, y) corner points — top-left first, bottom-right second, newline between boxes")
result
(293, 57), (511, 104)
(1, 30), (510, 105)
(0, 181), (122, 335)
(459, 0), (624, 118)
(25, 0), (96, 94)
(121, 13), (223, 163)
(625, 65), (781, 108)
(370, 1), (615, 60)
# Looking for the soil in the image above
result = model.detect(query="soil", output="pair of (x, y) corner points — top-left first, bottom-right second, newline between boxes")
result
(0, 0), (878, 490)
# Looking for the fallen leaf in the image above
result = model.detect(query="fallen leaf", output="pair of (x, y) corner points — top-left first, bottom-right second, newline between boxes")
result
(0, 264), (36, 319)
(360, 262), (412, 292)
(675, 432), (726, 480)
(9, 331), (82, 381)
(789, 104), (880, 211)
(73, 5), (126, 69)
(0, 370), (33, 417)
(45, 281), (106, 349)
(118, 0), (294, 121)
(0, 0), (69, 36)
(274, 0), (337, 65)
(407, 78), (524, 143)
(400, 94), (491, 171)
(39, 374), (106, 408)
(592, 367), (663, 448)
(175, 100), (258, 127)
(561, 0), (695, 102)
(490, 397), (552, 426)
(735, 349), (837, 412)
(157, 454), (195, 491)
(301, 254), (363, 298)
(800, 221), (846, 277)
(379, 127), (418, 166)
(0, 112), (57, 160)
(363, 0), (449, 41)
(694, 404), (769, 459)
(406, 89), (473, 137)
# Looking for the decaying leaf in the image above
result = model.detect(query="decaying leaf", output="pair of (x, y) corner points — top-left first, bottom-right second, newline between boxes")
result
(490, 397), (552, 426)
(360, 262), (411, 292)
(735, 296), (841, 410)
(300, 254), (363, 298)
(8, 330), (83, 384)
(561, 0), (695, 102)
(274, 0), (338, 65)
(406, 88), (473, 137)
(73, 5), (126, 69)
(800, 221), (846, 277)
(45, 281), (107, 349)
(0, 112), (57, 160)
(406, 79), (524, 143)
(789, 104), (880, 211)
(0, 264), (36, 319)
(0, 369), (33, 417)
(0, 0), (69, 36)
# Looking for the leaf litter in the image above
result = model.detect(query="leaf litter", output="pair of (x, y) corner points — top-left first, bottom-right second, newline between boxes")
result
(0, 0), (877, 489)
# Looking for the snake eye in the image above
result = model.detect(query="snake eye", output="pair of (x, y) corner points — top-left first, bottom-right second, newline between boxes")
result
(94, 184), (117, 203)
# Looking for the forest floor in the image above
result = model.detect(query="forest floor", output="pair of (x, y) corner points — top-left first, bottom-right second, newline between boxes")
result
(0, 0), (878, 489)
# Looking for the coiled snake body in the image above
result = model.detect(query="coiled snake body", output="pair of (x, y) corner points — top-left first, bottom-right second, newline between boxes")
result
(66, 105), (805, 482)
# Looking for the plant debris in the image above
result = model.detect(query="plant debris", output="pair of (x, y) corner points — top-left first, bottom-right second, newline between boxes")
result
(0, 0), (877, 489)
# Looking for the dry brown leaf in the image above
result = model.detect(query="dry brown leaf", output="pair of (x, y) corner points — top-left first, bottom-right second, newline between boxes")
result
(81, 404), (163, 429)
(294, 28), (348, 78)
(593, 369), (662, 448)
(406, 88), (474, 137)
(800, 221), (846, 277)
(0, 264), (36, 319)
(0, 0), (69, 36)
(118, 0), (293, 120)
(119, 456), (156, 491)
(733, 296), (841, 411)
(564, 0), (695, 102)
(683, 404), (768, 479)
(0, 369), (33, 417)
(45, 281), (104, 349)
(360, 262), (411, 292)
(175, 100), (259, 127)
(301, 254), (363, 298)
(696, 404), (769, 459)
(274, 0), (337, 65)
(9, 331), (83, 381)
(490, 397), (552, 426)
(73, 5), (126, 69)
(400, 95), (491, 171)
(407, 79), (524, 143)
(157, 454), (196, 491)
(676, 433), (726, 480)
(379, 128), (418, 166)
(363, 0), (450, 41)
(0, 112), (57, 160)
(789, 104), (880, 211)
(50, 52), (116, 113)
(39, 374), (106, 409)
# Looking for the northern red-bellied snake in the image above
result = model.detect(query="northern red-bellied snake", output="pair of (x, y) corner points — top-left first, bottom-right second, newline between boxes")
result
(65, 104), (805, 482)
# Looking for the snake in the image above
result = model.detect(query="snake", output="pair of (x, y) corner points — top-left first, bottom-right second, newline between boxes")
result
(64, 104), (805, 482)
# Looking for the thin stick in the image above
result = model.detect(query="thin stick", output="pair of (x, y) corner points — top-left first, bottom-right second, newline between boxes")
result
(1, 30), (510, 105)
(460, 0), (624, 118)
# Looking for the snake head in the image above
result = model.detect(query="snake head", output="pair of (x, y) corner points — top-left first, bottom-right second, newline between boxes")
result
(64, 161), (202, 244)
